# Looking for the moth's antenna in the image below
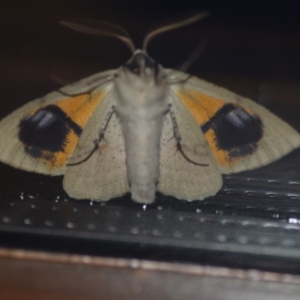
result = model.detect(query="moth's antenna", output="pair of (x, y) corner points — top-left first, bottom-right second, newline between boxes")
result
(179, 38), (207, 72)
(142, 12), (209, 52)
(60, 19), (136, 53)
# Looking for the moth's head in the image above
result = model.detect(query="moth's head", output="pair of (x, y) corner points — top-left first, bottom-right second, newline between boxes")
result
(124, 50), (157, 76)
(114, 50), (168, 108)
(118, 50), (165, 86)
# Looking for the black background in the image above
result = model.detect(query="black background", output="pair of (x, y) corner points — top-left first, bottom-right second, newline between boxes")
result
(1, 0), (300, 128)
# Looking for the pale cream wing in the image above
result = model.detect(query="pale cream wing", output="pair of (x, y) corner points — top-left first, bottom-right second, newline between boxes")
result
(63, 92), (129, 201)
(0, 70), (116, 175)
(167, 69), (300, 174)
(158, 92), (223, 201)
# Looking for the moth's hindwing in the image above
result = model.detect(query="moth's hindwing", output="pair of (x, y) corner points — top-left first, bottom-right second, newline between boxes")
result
(168, 69), (300, 174)
(63, 92), (129, 201)
(158, 91), (223, 201)
(0, 70), (116, 175)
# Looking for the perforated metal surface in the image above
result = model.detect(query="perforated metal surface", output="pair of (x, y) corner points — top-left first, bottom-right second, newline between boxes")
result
(0, 148), (300, 273)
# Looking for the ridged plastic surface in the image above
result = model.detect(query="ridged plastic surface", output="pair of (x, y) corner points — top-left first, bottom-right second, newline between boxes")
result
(1, 148), (300, 273)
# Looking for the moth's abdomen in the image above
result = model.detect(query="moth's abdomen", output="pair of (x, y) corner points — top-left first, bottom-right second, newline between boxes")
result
(121, 118), (164, 203)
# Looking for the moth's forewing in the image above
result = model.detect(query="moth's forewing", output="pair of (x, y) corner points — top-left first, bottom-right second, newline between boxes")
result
(63, 89), (129, 201)
(168, 69), (300, 174)
(158, 90), (223, 201)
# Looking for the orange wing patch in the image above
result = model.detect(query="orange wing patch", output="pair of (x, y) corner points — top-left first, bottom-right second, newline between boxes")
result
(55, 92), (104, 128)
(18, 92), (105, 169)
(176, 90), (225, 125)
(177, 89), (264, 169)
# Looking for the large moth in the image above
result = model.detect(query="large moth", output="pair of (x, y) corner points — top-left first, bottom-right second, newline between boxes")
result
(0, 13), (299, 203)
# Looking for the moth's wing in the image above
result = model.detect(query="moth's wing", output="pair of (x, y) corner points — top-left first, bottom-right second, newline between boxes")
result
(158, 92), (223, 201)
(0, 70), (116, 175)
(63, 92), (129, 201)
(167, 69), (300, 173)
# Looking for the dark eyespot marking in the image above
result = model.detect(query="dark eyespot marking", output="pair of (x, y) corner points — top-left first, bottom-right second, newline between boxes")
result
(18, 105), (82, 160)
(202, 104), (263, 158)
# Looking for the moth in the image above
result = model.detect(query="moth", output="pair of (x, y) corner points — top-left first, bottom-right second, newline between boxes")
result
(0, 13), (299, 203)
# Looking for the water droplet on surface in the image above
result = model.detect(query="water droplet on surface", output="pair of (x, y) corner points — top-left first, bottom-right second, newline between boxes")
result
(66, 222), (74, 229)
(217, 234), (227, 242)
(108, 225), (117, 232)
(3, 217), (11, 223)
(173, 231), (183, 238)
(24, 218), (31, 225)
(131, 227), (139, 234)
(152, 229), (161, 236)
(45, 220), (54, 227)
(87, 224), (96, 230)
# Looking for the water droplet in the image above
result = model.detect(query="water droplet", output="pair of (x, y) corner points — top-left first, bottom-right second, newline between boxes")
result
(217, 234), (227, 242)
(157, 214), (163, 220)
(45, 220), (54, 227)
(281, 239), (296, 246)
(173, 231), (183, 238)
(131, 227), (139, 234)
(152, 229), (161, 236)
(130, 259), (139, 268)
(108, 225), (117, 232)
(258, 237), (270, 245)
(24, 218), (31, 225)
(66, 222), (74, 229)
(288, 218), (300, 224)
(87, 224), (96, 230)
(3, 216), (11, 223)
(238, 236), (248, 244)
(194, 232), (203, 239)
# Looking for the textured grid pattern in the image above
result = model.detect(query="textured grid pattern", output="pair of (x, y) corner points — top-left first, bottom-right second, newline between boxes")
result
(0, 148), (300, 273)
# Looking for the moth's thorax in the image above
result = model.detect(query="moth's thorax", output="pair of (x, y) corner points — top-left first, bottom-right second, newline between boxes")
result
(113, 51), (170, 118)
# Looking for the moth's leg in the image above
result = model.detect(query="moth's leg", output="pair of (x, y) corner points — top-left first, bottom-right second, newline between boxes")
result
(168, 104), (181, 143)
(67, 106), (115, 166)
(168, 104), (208, 166)
(93, 105), (115, 148)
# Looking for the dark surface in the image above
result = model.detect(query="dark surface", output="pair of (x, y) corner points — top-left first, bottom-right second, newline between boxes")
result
(1, 148), (300, 274)
(1, 0), (300, 278)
